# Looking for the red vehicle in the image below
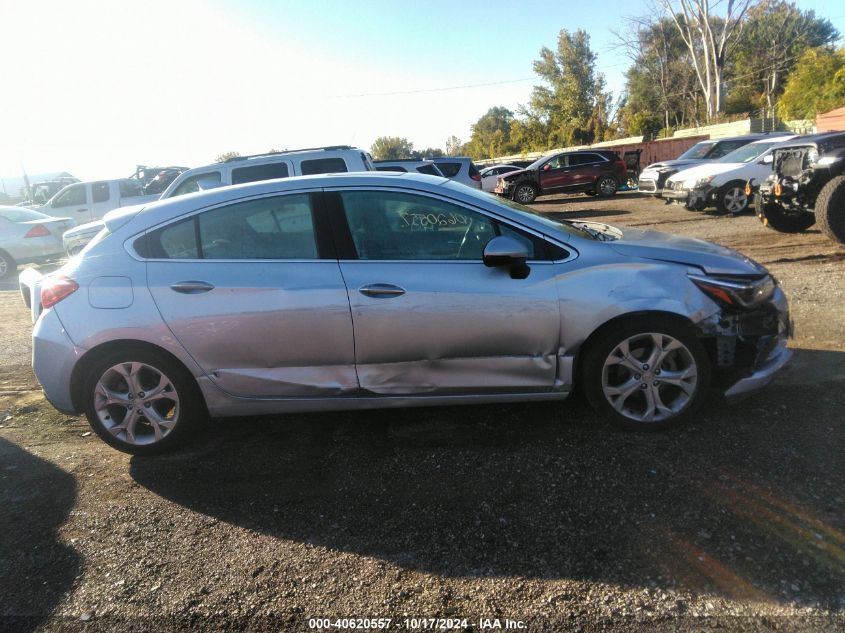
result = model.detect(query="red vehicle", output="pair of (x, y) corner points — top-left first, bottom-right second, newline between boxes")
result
(495, 150), (628, 203)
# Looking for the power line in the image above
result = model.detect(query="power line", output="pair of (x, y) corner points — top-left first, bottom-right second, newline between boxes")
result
(327, 77), (534, 99)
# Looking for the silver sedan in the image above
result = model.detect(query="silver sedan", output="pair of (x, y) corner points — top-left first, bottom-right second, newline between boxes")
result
(0, 206), (73, 279)
(25, 173), (792, 454)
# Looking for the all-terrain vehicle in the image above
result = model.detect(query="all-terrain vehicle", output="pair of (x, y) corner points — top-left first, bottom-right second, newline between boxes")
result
(753, 132), (845, 243)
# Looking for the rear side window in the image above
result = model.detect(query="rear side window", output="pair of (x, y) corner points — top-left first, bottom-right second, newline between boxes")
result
(119, 179), (143, 197)
(416, 164), (440, 176)
(300, 157), (348, 175)
(92, 182), (110, 203)
(170, 172), (222, 197)
(436, 162), (460, 177)
(138, 194), (318, 260)
(231, 162), (289, 185)
(376, 165), (407, 172)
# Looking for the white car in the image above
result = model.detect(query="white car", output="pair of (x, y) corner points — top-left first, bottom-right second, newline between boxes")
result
(480, 164), (522, 192)
(663, 136), (797, 215)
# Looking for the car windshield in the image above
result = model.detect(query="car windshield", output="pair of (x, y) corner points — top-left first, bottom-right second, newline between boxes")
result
(526, 154), (555, 170)
(717, 142), (774, 164)
(677, 142), (716, 160)
(444, 181), (619, 241)
(0, 206), (51, 222)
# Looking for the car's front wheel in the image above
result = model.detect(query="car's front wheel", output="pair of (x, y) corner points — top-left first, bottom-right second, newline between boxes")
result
(582, 317), (710, 431)
(596, 175), (618, 197)
(512, 182), (538, 204)
(755, 194), (815, 233)
(82, 347), (203, 455)
(715, 181), (749, 215)
(0, 250), (16, 280)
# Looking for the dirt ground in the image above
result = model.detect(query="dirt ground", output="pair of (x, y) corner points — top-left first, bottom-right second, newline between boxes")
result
(1, 192), (843, 632)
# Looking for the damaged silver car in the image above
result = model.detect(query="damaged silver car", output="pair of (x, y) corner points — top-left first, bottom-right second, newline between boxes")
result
(23, 172), (792, 454)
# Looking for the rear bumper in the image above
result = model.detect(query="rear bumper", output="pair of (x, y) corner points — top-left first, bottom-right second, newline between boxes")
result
(32, 309), (84, 414)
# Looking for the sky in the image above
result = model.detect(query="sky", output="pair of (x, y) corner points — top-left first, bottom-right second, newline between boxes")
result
(1, 0), (844, 186)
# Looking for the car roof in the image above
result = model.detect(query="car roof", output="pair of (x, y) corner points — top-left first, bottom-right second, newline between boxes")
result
(773, 131), (845, 146)
(749, 135), (797, 144)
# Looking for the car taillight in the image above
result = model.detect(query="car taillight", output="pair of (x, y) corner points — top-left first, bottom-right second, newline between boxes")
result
(24, 224), (51, 238)
(40, 275), (78, 309)
(470, 172), (481, 181)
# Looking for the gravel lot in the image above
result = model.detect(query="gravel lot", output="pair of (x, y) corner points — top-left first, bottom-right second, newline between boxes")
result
(1, 192), (843, 632)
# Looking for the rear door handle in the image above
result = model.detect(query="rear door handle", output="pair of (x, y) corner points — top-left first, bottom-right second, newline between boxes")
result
(359, 283), (405, 298)
(170, 281), (215, 294)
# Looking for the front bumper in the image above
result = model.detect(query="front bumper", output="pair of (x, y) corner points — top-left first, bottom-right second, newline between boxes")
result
(663, 185), (716, 209)
(724, 344), (793, 400)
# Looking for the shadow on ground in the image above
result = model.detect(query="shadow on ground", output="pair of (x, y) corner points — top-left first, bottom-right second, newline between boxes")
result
(130, 348), (845, 608)
(0, 438), (80, 632)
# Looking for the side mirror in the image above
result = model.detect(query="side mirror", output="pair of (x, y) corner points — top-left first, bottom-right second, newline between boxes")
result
(483, 235), (531, 279)
(542, 164), (551, 172)
(760, 154), (773, 165)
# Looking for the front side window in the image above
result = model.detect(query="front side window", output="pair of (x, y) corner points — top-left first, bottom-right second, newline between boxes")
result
(546, 155), (568, 170)
(169, 171), (222, 198)
(339, 191), (544, 261)
(231, 161), (289, 185)
(140, 194), (318, 260)
(52, 184), (88, 208)
(300, 157), (348, 175)
(92, 182), (110, 203)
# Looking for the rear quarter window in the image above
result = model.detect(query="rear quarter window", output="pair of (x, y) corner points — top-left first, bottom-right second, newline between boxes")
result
(300, 157), (348, 175)
(436, 162), (460, 177)
(231, 162), (289, 184)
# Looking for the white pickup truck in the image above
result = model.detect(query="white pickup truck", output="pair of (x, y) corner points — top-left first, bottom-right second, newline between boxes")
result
(36, 178), (157, 224)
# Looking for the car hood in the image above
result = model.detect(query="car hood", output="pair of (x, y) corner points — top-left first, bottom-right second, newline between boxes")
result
(643, 158), (708, 172)
(609, 227), (766, 275)
(665, 162), (745, 183)
(501, 167), (532, 181)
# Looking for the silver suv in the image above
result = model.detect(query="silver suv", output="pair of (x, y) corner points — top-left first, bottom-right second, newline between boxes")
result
(160, 146), (375, 199)
(432, 157), (482, 189)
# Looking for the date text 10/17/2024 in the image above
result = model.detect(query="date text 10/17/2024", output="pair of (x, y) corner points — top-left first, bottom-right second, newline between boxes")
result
(308, 617), (527, 630)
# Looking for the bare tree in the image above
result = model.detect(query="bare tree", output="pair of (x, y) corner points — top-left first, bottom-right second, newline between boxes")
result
(658, 0), (755, 120)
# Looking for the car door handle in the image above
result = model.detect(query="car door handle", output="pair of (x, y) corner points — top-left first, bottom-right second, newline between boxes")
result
(170, 281), (215, 294)
(75, 208), (88, 213)
(359, 283), (405, 298)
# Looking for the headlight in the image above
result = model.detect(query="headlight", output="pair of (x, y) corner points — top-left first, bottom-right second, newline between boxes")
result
(687, 175), (715, 189)
(688, 274), (776, 308)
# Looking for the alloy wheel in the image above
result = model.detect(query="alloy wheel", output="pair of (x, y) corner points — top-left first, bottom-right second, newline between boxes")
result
(515, 185), (536, 203)
(94, 362), (180, 445)
(599, 177), (617, 195)
(601, 332), (698, 423)
(723, 187), (748, 214)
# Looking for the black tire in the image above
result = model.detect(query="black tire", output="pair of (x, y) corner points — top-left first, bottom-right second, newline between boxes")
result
(755, 194), (815, 233)
(512, 182), (538, 204)
(0, 250), (16, 280)
(82, 346), (204, 455)
(715, 180), (750, 215)
(596, 175), (618, 197)
(581, 316), (711, 431)
(815, 174), (845, 244)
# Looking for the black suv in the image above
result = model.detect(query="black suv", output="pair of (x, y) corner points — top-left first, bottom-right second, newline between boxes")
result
(494, 150), (628, 204)
(755, 132), (845, 243)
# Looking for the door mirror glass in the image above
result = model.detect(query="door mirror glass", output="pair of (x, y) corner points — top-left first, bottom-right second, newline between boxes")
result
(542, 163), (551, 172)
(761, 154), (773, 164)
(483, 235), (531, 279)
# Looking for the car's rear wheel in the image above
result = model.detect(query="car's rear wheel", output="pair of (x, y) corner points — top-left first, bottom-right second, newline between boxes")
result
(715, 181), (749, 215)
(596, 175), (618, 197)
(755, 194), (815, 233)
(82, 348), (203, 455)
(0, 250), (16, 280)
(815, 174), (845, 244)
(513, 182), (538, 204)
(582, 317), (710, 431)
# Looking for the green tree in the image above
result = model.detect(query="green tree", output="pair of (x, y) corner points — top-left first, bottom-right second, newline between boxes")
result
(731, 1), (838, 120)
(414, 147), (445, 159)
(370, 137), (415, 160)
(777, 47), (845, 119)
(529, 29), (610, 147)
(465, 107), (516, 159)
(215, 151), (241, 162)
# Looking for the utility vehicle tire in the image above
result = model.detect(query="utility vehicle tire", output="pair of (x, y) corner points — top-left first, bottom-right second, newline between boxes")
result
(755, 194), (815, 233)
(815, 175), (845, 244)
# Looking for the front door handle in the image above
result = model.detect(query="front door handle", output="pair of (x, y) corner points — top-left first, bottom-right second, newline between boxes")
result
(359, 283), (405, 298)
(75, 208), (88, 213)
(170, 281), (215, 294)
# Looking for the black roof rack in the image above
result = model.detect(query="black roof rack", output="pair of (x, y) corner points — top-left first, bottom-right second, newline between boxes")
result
(222, 146), (354, 163)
